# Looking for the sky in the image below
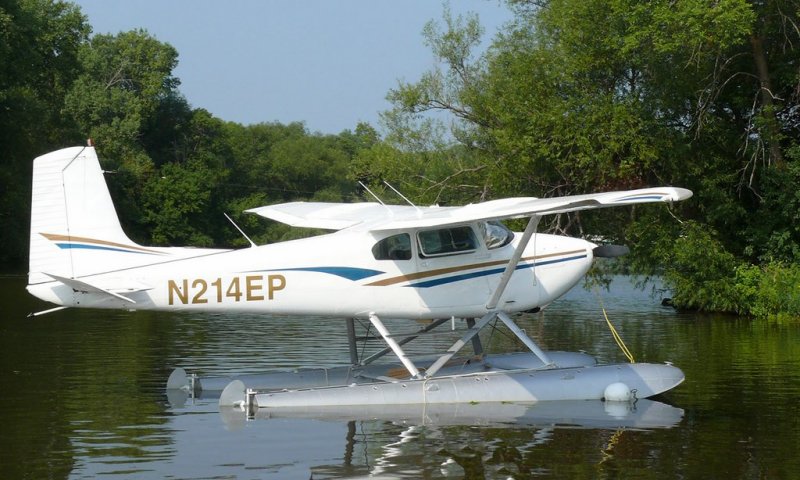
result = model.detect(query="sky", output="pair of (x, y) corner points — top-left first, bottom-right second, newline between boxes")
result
(73, 1), (514, 134)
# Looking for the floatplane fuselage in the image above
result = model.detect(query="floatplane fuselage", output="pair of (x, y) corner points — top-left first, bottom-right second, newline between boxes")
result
(28, 223), (595, 320)
(27, 145), (692, 407)
(27, 147), (596, 319)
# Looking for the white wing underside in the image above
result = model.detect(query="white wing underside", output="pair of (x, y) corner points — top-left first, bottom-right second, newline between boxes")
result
(245, 187), (692, 232)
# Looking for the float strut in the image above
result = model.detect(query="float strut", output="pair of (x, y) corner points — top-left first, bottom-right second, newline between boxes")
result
(497, 311), (553, 367)
(368, 312), (422, 379)
(346, 318), (359, 365)
(424, 312), (496, 378)
(466, 318), (484, 356)
(359, 318), (449, 366)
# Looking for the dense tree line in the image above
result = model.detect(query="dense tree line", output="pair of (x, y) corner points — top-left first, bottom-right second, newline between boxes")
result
(358, 0), (800, 319)
(0, 0), (377, 264)
(2, 0), (798, 318)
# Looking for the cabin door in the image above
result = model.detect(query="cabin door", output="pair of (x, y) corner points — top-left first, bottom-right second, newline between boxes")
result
(413, 225), (491, 308)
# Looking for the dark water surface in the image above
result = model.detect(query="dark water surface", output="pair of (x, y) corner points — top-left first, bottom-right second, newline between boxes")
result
(2, 275), (799, 479)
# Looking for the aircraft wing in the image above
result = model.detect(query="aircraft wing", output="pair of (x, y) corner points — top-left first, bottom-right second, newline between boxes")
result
(246, 187), (692, 232)
(245, 202), (420, 230)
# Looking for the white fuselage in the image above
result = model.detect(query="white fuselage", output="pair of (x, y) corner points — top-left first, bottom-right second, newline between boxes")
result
(27, 226), (595, 319)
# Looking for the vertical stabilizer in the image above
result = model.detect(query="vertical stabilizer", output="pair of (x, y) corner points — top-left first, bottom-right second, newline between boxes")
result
(28, 146), (146, 285)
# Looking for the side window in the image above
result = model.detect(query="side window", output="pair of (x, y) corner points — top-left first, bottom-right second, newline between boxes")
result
(417, 226), (478, 258)
(372, 233), (412, 261)
(479, 221), (514, 249)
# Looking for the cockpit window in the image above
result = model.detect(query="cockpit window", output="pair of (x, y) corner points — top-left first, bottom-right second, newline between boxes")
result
(417, 226), (478, 257)
(372, 233), (412, 260)
(478, 221), (514, 249)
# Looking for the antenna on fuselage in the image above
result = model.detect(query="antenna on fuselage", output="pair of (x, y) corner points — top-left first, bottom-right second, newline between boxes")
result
(358, 181), (384, 205)
(358, 181), (396, 216)
(224, 212), (257, 248)
(384, 181), (422, 215)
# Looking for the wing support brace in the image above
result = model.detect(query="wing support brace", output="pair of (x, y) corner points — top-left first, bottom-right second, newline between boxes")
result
(486, 215), (540, 310)
(484, 215), (554, 368)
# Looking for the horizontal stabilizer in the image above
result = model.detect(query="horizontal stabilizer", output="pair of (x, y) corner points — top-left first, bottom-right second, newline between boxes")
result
(44, 273), (143, 304)
(593, 245), (630, 258)
(27, 306), (69, 318)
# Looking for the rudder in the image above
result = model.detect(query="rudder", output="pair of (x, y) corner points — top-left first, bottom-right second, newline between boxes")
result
(28, 146), (145, 285)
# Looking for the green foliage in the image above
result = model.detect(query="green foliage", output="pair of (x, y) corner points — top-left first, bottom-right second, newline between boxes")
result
(3, 0), (799, 320)
(735, 263), (800, 322)
(352, 140), (488, 206)
(57, 29), (189, 243)
(626, 217), (800, 320)
(378, 0), (800, 319)
(63, 29), (180, 161)
(746, 147), (800, 262)
(0, 0), (89, 268)
(664, 221), (742, 313)
(141, 159), (218, 246)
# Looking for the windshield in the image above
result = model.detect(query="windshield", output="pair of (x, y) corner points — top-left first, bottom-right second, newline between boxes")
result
(479, 221), (514, 249)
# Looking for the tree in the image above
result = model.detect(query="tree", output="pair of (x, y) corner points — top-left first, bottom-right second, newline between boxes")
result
(64, 29), (181, 160)
(0, 0), (89, 268)
(62, 29), (191, 242)
(138, 108), (234, 246)
(379, 0), (800, 315)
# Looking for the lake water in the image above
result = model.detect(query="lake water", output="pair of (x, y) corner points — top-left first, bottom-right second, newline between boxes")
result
(2, 275), (799, 479)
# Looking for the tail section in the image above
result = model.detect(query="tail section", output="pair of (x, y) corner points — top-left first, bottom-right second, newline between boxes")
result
(28, 146), (156, 285)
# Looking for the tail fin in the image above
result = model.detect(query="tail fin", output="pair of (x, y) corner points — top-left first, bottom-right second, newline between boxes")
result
(28, 146), (155, 285)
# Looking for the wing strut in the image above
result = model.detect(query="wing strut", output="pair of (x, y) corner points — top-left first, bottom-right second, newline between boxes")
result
(483, 215), (554, 368)
(486, 215), (540, 310)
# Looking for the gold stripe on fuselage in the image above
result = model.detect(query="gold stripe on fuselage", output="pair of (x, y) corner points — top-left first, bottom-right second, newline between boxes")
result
(366, 249), (586, 286)
(40, 233), (166, 255)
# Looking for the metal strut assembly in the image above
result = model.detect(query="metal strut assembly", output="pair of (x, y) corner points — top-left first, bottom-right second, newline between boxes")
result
(363, 214), (554, 381)
(485, 214), (553, 367)
(367, 312), (423, 379)
(358, 318), (450, 367)
(424, 312), (496, 378)
(497, 311), (552, 367)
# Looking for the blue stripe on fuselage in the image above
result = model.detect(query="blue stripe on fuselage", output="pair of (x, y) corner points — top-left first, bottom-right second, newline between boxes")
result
(253, 266), (384, 281)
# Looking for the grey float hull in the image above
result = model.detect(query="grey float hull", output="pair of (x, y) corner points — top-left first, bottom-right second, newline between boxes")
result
(169, 350), (597, 397)
(246, 362), (683, 407)
(197, 351), (683, 408)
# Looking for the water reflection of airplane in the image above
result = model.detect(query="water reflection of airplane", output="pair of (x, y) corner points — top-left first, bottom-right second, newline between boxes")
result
(220, 399), (684, 430)
(219, 399), (684, 478)
(28, 145), (691, 407)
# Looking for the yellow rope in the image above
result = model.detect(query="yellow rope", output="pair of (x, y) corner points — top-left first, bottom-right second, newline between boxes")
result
(597, 428), (626, 467)
(594, 287), (636, 364)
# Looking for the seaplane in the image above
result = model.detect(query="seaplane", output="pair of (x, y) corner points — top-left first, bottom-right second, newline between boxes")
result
(27, 145), (692, 410)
